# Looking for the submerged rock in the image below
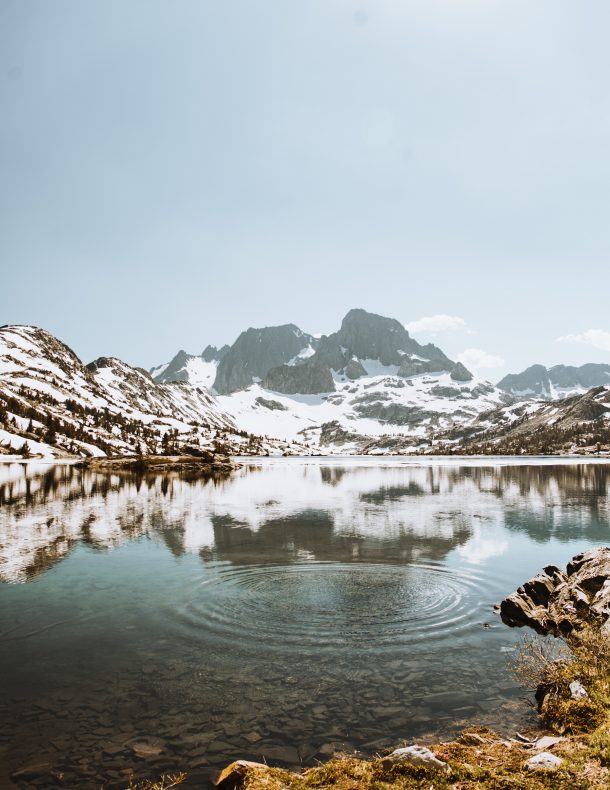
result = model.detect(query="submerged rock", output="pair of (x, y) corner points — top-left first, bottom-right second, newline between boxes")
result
(10, 762), (53, 781)
(499, 548), (610, 636)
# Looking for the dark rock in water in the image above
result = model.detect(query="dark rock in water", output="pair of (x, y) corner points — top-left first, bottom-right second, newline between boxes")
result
(11, 762), (54, 780)
(499, 547), (610, 636)
(257, 745), (300, 764)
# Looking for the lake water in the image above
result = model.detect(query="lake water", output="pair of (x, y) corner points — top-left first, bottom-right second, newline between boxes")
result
(1, 457), (609, 788)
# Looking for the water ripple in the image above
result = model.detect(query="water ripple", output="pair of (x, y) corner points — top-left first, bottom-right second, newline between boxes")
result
(168, 561), (500, 654)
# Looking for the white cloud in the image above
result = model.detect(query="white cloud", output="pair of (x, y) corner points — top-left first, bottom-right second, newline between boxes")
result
(405, 314), (468, 333)
(457, 348), (505, 372)
(557, 329), (610, 352)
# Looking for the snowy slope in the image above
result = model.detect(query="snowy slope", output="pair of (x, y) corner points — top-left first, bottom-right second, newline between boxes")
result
(149, 309), (512, 452)
(429, 386), (610, 455)
(217, 365), (508, 452)
(150, 352), (219, 388)
(0, 326), (305, 458)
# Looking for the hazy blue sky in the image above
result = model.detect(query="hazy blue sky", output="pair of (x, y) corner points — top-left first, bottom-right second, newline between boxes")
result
(1, 0), (609, 379)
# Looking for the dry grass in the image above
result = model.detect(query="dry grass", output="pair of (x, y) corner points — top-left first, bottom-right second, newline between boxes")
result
(127, 773), (186, 789)
(509, 628), (610, 733)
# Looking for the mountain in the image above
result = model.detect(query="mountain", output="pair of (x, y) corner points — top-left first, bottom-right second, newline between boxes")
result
(148, 308), (511, 452)
(207, 309), (510, 451)
(150, 345), (229, 388)
(0, 326), (303, 459)
(212, 324), (316, 394)
(430, 386), (610, 455)
(497, 363), (610, 400)
(261, 308), (471, 396)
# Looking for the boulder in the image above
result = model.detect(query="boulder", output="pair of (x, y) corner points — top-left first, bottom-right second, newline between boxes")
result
(569, 680), (588, 700)
(525, 752), (562, 771)
(380, 744), (450, 773)
(499, 548), (610, 637)
(214, 760), (269, 789)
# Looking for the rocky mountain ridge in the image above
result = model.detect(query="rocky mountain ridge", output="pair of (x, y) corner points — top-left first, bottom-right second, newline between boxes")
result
(2, 313), (610, 458)
(426, 385), (610, 456)
(497, 363), (610, 400)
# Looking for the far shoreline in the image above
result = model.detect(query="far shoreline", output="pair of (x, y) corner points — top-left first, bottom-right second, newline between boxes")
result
(2, 452), (610, 468)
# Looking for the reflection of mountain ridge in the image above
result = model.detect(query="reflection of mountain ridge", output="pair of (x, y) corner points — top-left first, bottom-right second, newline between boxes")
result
(207, 511), (471, 565)
(1, 461), (609, 583)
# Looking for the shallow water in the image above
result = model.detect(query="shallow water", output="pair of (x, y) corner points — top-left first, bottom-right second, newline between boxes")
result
(1, 458), (609, 788)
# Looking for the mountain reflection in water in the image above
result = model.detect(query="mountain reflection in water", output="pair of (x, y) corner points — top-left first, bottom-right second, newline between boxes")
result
(0, 458), (609, 789)
(1, 459), (609, 583)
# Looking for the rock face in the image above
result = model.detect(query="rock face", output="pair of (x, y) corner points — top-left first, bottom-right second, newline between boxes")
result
(499, 548), (610, 637)
(334, 309), (449, 367)
(451, 361), (474, 382)
(264, 362), (335, 395)
(202, 344), (230, 363)
(151, 349), (193, 383)
(253, 308), (472, 396)
(498, 363), (610, 400)
(213, 324), (315, 393)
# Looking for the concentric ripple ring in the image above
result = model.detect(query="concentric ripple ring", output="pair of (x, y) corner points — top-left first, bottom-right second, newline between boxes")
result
(168, 561), (494, 655)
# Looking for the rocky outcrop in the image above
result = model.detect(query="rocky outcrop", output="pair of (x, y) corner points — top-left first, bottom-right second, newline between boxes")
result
(255, 396), (288, 411)
(451, 361), (474, 382)
(353, 400), (433, 425)
(499, 548), (610, 637)
(213, 324), (315, 393)
(344, 357), (367, 380)
(398, 357), (447, 377)
(263, 361), (334, 395)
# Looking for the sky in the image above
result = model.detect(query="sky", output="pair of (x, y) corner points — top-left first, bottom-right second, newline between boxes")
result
(1, 0), (609, 380)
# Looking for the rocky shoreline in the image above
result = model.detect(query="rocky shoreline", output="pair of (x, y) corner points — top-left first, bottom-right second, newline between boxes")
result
(81, 453), (240, 476)
(499, 547), (610, 637)
(209, 548), (610, 789)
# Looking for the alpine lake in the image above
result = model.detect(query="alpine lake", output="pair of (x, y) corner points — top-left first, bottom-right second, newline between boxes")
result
(1, 457), (609, 788)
